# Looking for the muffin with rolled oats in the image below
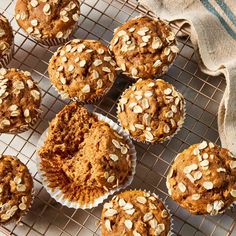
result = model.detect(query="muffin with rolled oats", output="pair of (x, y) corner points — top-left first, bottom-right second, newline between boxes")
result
(110, 16), (179, 79)
(0, 155), (34, 224)
(15, 0), (80, 46)
(101, 189), (171, 236)
(48, 39), (116, 102)
(117, 79), (185, 143)
(166, 141), (236, 215)
(0, 14), (14, 67)
(0, 68), (41, 134)
(38, 103), (133, 208)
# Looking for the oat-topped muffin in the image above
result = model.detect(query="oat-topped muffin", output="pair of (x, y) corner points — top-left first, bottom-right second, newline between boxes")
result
(101, 190), (171, 236)
(38, 103), (132, 207)
(0, 155), (33, 224)
(48, 39), (116, 102)
(15, 0), (80, 45)
(0, 14), (14, 67)
(166, 141), (236, 215)
(0, 68), (41, 133)
(117, 79), (185, 143)
(110, 16), (178, 79)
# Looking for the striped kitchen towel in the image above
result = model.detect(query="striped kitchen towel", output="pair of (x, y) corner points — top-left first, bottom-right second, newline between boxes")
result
(138, 0), (236, 154)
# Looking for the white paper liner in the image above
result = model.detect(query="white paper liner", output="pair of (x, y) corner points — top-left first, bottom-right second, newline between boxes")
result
(101, 188), (173, 235)
(0, 42), (14, 68)
(117, 82), (186, 144)
(36, 112), (137, 209)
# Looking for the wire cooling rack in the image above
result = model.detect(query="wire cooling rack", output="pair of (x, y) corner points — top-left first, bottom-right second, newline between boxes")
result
(0, 0), (235, 235)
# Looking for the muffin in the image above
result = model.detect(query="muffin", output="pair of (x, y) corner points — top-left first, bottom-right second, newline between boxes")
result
(166, 141), (236, 215)
(38, 103), (133, 208)
(0, 14), (14, 67)
(101, 189), (171, 236)
(15, 0), (80, 46)
(110, 16), (178, 79)
(48, 39), (117, 102)
(0, 155), (34, 224)
(0, 68), (41, 133)
(117, 79), (185, 143)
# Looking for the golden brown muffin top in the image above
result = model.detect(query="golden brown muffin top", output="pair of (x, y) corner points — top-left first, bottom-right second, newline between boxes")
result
(0, 68), (41, 133)
(0, 14), (13, 56)
(110, 16), (178, 79)
(101, 190), (171, 236)
(117, 79), (185, 143)
(166, 141), (236, 215)
(38, 103), (132, 206)
(0, 155), (33, 224)
(15, 0), (80, 40)
(48, 39), (117, 102)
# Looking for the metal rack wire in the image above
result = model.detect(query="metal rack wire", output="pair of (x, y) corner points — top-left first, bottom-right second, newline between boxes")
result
(0, 0), (235, 235)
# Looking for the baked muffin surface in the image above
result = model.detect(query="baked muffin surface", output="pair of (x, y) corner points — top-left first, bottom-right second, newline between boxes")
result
(39, 103), (132, 206)
(0, 68), (41, 133)
(0, 14), (13, 57)
(15, 0), (80, 40)
(117, 79), (185, 143)
(167, 141), (236, 215)
(48, 39), (116, 102)
(110, 16), (178, 79)
(101, 190), (171, 236)
(0, 155), (33, 224)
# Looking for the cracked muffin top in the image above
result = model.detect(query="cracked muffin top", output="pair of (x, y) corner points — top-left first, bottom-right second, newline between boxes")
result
(117, 79), (185, 143)
(48, 39), (116, 102)
(0, 14), (13, 57)
(166, 141), (236, 215)
(101, 190), (171, 236)
(15, 0), (80, 41)
(0, 68), (41, 134)
(38, 103), (132, 206)
(0, 155), (33, 224)
(48, 39), (116, 103)
(110, 16), (179, 79)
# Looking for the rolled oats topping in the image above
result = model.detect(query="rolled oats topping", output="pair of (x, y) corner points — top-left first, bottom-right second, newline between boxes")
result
(38, 103), (132, 206)
(0, 14), (13, 58)
(48, 39), (116, 102)
(117, 79), (185, 143)
(110, 16), (178, 79)
(0, 68), (41, 133)
(0, 155), (33, 224)
(15, 0), (80, 41)
(101, 190), (171, 236)
(166, 142), (236, 215)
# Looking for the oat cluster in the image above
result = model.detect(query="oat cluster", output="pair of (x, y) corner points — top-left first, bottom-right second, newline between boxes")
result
(101, 190), (171, 236)
(0, 14), (13, 57)
(0, 155), (33, 223)
(117, 79), (185, 143)
(15, 0), (80, 40)
(48, 39), (116, 102)
(0, 68), (41, 133)
(166, 141), (236, 215)
(38, 103), (132, 206)
(110, 16), (179, 79)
